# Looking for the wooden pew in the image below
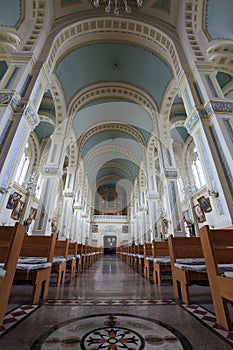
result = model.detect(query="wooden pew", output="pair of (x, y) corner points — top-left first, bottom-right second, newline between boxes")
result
(137, 244), (144, 274)
(200, 225), (233, 330)
(52, 239), (69, 286)
(76, 243), (83, 273)
(132, 244), (138, 270)
(128, 245), (133, 267)
(143, 242), (153, 279)
(66, 242), (77, 280)
(168, 235), (208, 304)
(152, 241), (171, 285)
(14, 233), (56, 304)
(0, 223), (25, 326)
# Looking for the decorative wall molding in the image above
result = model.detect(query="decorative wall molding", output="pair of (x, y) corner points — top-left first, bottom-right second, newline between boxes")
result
(184, 110), (200, 132)
(24, 104), (40, 128)
(21, 1), (47, 52)
(43, 166), (62, 176)
(164, 170), (178, 178)
(85, 144), (139, 168)
(184, 0), (205, 61)
(79, 122), (146, 156)
(69, 82), (158, 130)
(46, 17), (182, 79)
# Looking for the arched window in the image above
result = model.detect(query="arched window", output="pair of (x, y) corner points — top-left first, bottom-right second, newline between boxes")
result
(15, 152), (30, 186)
(191, 156), (206, 189)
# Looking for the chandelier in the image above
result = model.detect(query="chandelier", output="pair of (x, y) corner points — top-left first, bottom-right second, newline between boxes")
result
(93, 0), (143, 16)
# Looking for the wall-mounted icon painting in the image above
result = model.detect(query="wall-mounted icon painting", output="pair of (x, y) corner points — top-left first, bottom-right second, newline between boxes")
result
(197, 196), (212, 213)
(10, 200), (24, 220)
(6, 192), (22, 210)
(193, 204), (206, 223)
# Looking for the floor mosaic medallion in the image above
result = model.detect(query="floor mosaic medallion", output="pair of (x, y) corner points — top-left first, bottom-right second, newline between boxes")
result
(31, 313), (193, 349)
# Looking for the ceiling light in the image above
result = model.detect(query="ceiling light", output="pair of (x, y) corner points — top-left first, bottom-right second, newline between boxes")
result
(93, 0), (143, 16)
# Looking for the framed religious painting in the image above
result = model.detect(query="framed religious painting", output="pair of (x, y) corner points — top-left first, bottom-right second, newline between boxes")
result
(122, 225), (128, 233)
(29, 207), (37, 220)
(197, 196), (212, 213)
(193, 204), (206, 223)
(92, 224), (98, 233)
(10, 200), (24, 220)
(6, 192), (22, 209)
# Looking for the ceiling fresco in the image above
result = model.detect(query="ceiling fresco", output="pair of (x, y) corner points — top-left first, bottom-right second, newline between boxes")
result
(152, 0), (171, 13)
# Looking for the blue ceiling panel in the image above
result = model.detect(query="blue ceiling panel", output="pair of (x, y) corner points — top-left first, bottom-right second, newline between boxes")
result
(73, 102), (153, 141)
(95, 167), (132, 183)
(0, 0), (22, 27)
(34, 121), (55, 142)
(82, 130), (137, 158)
(56, 43), (172, 108)
(205, 0), (233, 39)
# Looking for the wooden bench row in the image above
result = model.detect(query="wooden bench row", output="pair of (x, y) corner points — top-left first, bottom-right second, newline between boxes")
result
(117, 225), (233, 330)
(0, 224), (103, 327)
(117, 241), (171, 285)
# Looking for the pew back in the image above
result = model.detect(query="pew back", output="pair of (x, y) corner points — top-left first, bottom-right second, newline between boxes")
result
(20, 234), (56, 262)
(0, 223), (25, 326)
(199, 225), (233, 330)
(169, 236), (203, 263)
(15, 233), (56, 304)
(68, 242), (78, 257)
(168, 235), (207, 304)
(152, 241), (169, 257)
(54, 239), (69, 258)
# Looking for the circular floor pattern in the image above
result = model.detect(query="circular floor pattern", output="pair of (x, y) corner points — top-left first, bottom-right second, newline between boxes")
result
(31, 313), (193, 350)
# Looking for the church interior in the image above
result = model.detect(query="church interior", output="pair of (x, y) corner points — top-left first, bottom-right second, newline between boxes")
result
(0, 0), (233, 349)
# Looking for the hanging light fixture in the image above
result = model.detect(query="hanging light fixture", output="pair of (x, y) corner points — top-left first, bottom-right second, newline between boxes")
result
(93, 0), (143, 16)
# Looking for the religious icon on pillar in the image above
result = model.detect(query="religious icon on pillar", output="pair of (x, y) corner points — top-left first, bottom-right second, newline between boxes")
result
(10, 200), (24, 220)
(6, 192), (22, 209)
(197, 196), (212, 213)
(193, 204), (206, 223)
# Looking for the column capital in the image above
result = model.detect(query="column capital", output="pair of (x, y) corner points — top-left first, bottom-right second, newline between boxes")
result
(0, 92), (40, 128)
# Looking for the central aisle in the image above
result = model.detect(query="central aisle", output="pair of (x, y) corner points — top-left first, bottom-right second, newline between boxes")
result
(50, 254), (173, 301)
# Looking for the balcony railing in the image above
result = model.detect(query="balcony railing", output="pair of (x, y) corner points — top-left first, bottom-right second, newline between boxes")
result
(93, 215), (128, 220)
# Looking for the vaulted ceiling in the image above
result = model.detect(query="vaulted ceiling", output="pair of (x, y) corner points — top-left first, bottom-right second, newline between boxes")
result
(0, 0), (232, 197)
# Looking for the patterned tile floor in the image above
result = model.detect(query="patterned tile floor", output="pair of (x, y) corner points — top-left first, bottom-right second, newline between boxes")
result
(182, 304), (233, 344)
(30, 313), (193, 350)
(0, 304), (38, 336)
